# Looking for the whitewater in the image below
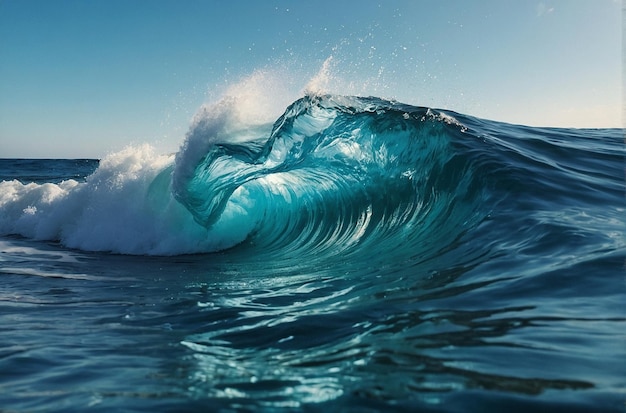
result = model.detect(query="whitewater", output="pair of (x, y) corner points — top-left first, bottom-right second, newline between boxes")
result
(0, 69), (624, 412)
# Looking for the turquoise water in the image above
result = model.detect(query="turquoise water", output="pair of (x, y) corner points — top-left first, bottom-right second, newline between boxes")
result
(0, 95), (624, 412)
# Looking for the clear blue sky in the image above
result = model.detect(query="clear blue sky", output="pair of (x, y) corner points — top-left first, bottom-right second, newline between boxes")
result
(0, 0), (622, 158)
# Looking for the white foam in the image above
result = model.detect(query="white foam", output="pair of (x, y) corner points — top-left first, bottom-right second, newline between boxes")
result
(0, 144), (255, 255)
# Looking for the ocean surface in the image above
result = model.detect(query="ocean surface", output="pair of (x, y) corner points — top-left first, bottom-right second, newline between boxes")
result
(0, 94), (624, 412)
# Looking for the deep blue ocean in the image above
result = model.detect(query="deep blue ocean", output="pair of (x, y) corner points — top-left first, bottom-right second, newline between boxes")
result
(0, 95), (624, 412)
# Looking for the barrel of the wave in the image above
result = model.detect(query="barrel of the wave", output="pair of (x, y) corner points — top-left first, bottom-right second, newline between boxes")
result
(172, 94), (479, 257)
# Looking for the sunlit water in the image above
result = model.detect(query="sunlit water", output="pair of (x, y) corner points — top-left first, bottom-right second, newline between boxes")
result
(1, 95), (624, 412)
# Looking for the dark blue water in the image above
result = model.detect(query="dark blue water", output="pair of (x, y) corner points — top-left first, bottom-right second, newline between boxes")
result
(0, 95), (624, 412)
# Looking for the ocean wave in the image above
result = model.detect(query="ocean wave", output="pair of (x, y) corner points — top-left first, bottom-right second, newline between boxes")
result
(1, 92), (623, 260)
(173, 94), (486, 259)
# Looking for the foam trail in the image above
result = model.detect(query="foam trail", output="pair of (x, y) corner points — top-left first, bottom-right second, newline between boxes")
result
(0, 145), (249, 255)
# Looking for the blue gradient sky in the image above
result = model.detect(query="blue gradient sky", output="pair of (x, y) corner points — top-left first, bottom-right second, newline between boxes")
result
(0, 0), (622, 158)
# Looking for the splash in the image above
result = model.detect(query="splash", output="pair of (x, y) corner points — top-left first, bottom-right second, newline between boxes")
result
(173, 68), (303, 200)
(304, 56), (334, 96)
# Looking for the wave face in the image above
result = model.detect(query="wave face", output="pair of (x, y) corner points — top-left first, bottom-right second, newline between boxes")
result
(172, 95), (486, 262)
